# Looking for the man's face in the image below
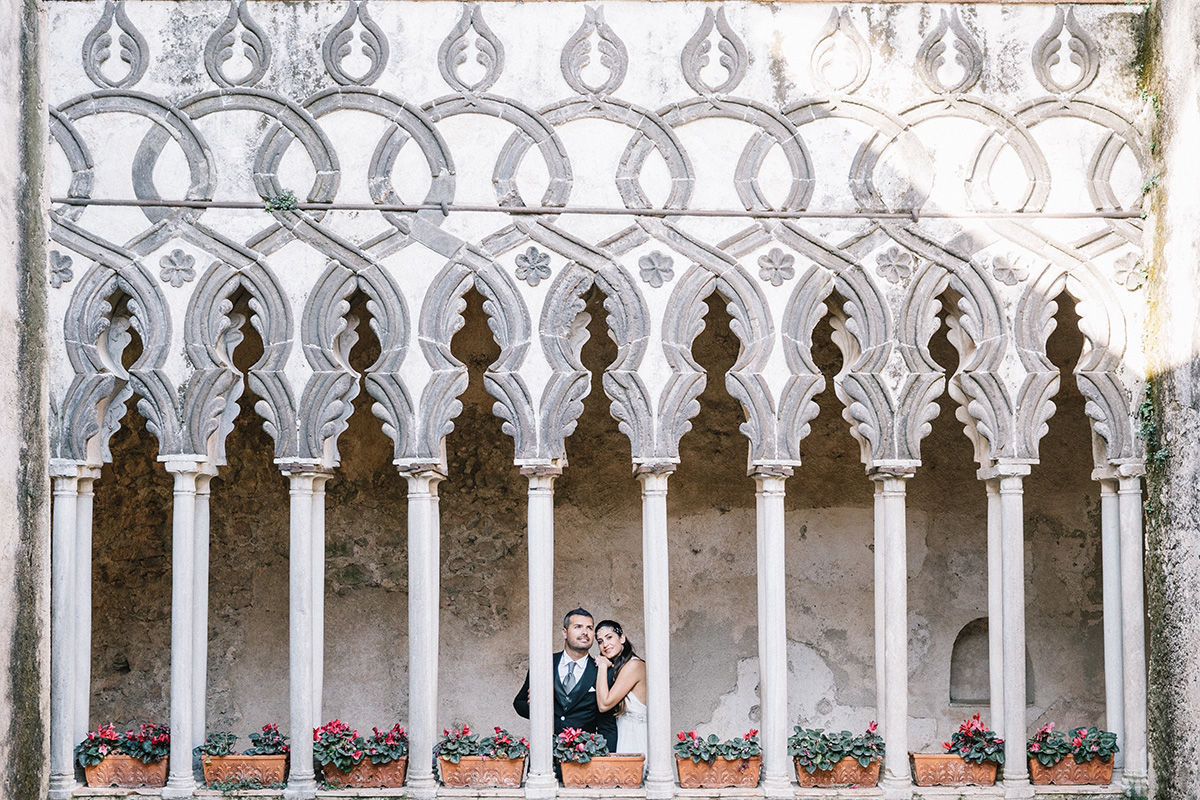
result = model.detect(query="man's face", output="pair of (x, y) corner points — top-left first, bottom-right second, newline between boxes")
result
(562, 614), (594, 652)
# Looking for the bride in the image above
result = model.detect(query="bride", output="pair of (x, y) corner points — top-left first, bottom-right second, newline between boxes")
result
(593, 619), (647, 756)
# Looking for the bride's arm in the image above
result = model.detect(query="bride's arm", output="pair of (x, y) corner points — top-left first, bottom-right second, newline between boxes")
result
(595, 658), (646, 713)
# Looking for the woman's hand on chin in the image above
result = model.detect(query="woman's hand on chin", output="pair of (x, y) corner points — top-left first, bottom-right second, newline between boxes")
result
(594, 654), (612, 669)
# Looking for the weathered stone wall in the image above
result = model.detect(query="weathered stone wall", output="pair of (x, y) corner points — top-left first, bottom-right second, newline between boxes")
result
(90, 289), (1106, 749)
(0, 0), (50, 798)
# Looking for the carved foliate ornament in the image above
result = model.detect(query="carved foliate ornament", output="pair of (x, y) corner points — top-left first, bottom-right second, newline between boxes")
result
(323, 0), (389, 86)
(681, 8), (747, 96)
(810, 9), (870, 95)
(438, 4), (504, 94)
(81, 0), (149, 89)
(916, 9), (983, 95)
(1032, 7), (1099, 95)
(561, 6), (628, 97)
(204, 0), (272, 88)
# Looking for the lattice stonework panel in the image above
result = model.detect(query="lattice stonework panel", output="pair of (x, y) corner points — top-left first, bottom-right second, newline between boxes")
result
(45, 0), (1148, 472)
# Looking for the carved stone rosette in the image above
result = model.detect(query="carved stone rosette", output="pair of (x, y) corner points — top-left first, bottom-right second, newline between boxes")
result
(559, 754), (645, 787)
(321, 756), (407, 787)
(794, 755), (880, 787)
(675, 755), (762, 788)
(1028, 757), (1114, 785)
(438, 755), (526, 787)
(83, 755), (168, 787)
(910, 753), (997, 786)
(200, 754), (288, 785)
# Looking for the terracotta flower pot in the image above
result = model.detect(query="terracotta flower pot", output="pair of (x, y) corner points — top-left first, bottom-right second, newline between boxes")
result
(676, 755), (762, 788)
(1029, 757), (1114, 785)
(560, 754), (645, 788)
(201, 753), (288, 785)
(794, 756), (881, 787)
(83, 755), (168, 788)
(321, 756), (407, 788)
(439, 755), (525, 787)
(910, 753), (998, 786)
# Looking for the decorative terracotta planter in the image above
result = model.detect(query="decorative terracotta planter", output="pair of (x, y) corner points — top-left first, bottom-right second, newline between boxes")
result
(676, 755), (761, 788)
(911, 753), (997, 786)
(321, 756), (407, 788)
(1029, 757), (1114, 785)
(795, 756), (881, 787)
(439, 755), (525, 787)
(201, 753), (288, 785)
(83, 755), (168, 788)
(560, 754), (645, 788)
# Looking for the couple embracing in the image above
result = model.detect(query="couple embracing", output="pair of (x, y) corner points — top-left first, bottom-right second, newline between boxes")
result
(513, 607), (648, 755)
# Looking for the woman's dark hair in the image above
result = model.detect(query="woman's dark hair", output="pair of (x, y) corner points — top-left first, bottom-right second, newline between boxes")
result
(595, 619), (638, 678)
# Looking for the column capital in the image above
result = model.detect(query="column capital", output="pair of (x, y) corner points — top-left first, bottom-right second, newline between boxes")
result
(1116, 461), (1146, 479)
(50, 458), (84, 478)
(160, 456), (206, 474)
(633, 461), (676, 476)
(278, 461), (334, 478)
(868, 463), (917, 480)
(520, 463), (563, 478)
(749, 464), (794, 478)
(976, 461), (1032, 481)
(397, 460), (446, 480)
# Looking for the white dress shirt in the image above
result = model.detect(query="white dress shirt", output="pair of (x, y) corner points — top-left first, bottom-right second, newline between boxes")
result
(558, 652), (588, 688)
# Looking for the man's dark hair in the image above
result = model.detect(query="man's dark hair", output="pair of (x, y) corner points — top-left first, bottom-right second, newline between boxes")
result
(562, 607), (593, 628)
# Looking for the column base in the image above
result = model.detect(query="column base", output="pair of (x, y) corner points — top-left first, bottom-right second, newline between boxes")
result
(761, 773), (793, 800)
(162, 775), (196, 799)
(880, 775), (912, 800)
(1122, 773), (1149, 798)
(525, 771), (557, 800)
(407, 773), (438, 800)
(644, 774), (675, 800)
(282, 776), (318, 800)
(47, 774), (77, 800)
(1002, 777), (1034, 800)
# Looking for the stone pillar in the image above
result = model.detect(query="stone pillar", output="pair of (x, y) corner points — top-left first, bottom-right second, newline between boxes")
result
(1118, 471), (1147, 794)
(523, 464), (561, 800)
(638, 464), (675, 800)
(985, 480), (1004, 736)
(872, 482), (886, 734)
(192, 469), (214, 751)
(752, 466), (791, 799)
(310, 474), (328, 724)
(871, 470), (910, 800)
(48, 466), (79, 800)
(402, 465), (444, 800)
(162, 459), (201, 798)
(993, 464), (1031, 797)
(73, 467), (99, 742)
(284, 468), (320, 799)
(1096, 476), (1124, 775)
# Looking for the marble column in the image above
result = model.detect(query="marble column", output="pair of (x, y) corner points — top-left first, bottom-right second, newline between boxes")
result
(873, 482), (886, 735)
(48, 466), (79, 800)
(1097, 477), (1124, 775)
(523, 464), (561, 800)
(985, 480), (1004, 735)
(872, 471), (911, 800)
(402, 465), (444, 800)
(73, 467), (99, 743)
(753, 467), (792, 799)
(192, 468), (215, 751)
(310, 474), (329, 724)
(994, 465), (1031, 797)
(1118, 471), (1147, 794)
(163, 459), (201, 798)
(638, 465), (675, 799)
(284, 468), (320, 799)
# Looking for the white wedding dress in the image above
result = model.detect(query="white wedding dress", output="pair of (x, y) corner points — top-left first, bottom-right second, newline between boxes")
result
(615, 691), (648, 756)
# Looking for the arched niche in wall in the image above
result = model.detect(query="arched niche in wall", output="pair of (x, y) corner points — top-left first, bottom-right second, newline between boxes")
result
(949, 617), (1034, 705)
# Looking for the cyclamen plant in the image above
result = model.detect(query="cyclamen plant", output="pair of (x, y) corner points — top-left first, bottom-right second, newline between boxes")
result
(435, 725), (482, 763)
(944, 714), (1005, 765)
(1027, 723), (1118, 766)
(483, 727), (529, 760)
(673, 729), (761, 763)
(553, 728), (609, 764)
(195, 731), (239, 758)
(75, 723), (122, 768)
(789, 721), (885, 773)
(313, 719), (365, 772)
(246, 724), (290, 756)
(364, 724), (408, 764)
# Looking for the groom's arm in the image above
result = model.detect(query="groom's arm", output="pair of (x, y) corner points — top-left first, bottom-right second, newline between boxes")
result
(513, 671), (531, 718)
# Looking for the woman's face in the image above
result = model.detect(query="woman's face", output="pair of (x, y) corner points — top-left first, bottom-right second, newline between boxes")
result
(596, 627), (625, 659)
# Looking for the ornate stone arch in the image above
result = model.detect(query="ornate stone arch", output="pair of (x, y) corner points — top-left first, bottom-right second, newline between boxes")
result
(297, 259), (410, 466)
(182, 259), (294, 464)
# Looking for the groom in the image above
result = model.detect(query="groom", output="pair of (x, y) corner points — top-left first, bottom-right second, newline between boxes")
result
(513, 607), (618, 750)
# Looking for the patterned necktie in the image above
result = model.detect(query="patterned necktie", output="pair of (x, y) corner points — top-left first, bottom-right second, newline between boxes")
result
(563, 662), (577, 693)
